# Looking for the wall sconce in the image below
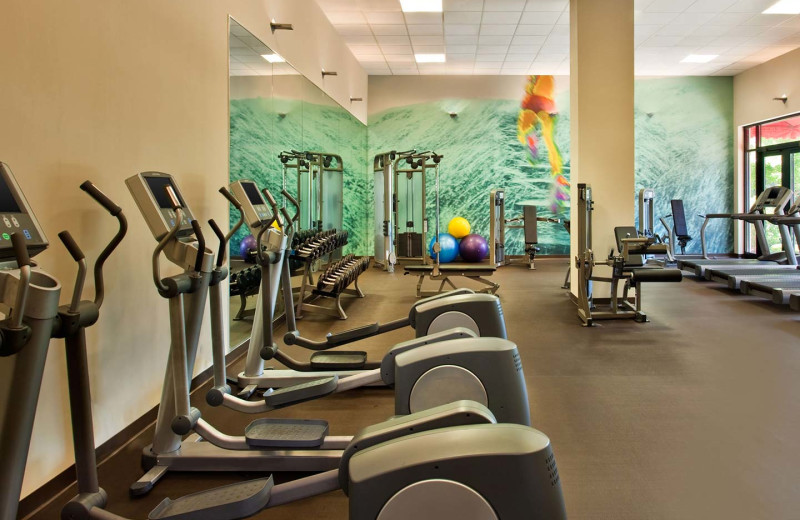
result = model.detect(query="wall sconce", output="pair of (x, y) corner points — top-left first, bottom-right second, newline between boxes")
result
(278, 113), (287, 119)
(322, 70), (338, 77)
(350, 97), (363, 102)
(270, 20), (293, 32)
(449, 112), (458, 118)
(773, 94), (788, 105)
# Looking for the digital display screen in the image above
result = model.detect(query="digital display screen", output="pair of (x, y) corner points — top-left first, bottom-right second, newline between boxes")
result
(767, 187), (781, 198)
(0, 176), (21, 213)
(145, 176), (184, 209)
(242, 182), (265, 206)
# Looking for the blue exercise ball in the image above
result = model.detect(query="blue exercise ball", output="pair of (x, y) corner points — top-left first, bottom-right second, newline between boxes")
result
(459, 234), (489, 263)
(240, 234), (257, 260)
(429, 233), (459, 263)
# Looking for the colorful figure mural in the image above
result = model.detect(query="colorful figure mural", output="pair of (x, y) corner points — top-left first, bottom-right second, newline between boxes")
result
(517, 75), (569, 217)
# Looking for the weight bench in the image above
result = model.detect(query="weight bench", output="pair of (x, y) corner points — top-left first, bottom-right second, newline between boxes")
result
(404, 263), (499, 298)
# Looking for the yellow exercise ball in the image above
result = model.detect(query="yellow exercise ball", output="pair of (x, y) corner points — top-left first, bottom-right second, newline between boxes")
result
(448, 216), (471, 239)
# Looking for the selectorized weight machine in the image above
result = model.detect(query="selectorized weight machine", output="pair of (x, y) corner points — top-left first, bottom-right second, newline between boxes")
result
(279, 149), (343, 234)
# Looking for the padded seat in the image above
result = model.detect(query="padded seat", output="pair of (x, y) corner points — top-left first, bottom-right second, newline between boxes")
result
(630, 268), (682, 283)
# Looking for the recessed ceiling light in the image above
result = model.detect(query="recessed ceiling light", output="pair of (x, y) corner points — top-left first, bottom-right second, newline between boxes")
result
(415, 53), (446, 63)
(400, 0), (443, 12)
(680, 54), (717, 63)
(763, 0), (800, 14)
(261, 53), (286, 63)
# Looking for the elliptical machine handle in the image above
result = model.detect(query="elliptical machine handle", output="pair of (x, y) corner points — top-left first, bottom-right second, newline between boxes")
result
(80, 181), (127, 307)
(219, 187), (241, 209)
(58, 231), (88, 313)
(190, 220), (206, 273)
(9, 233), (31, 330)
(261, 188), (282, 230)
(208, 219), (227, 268)
(281, 189), (300, 223)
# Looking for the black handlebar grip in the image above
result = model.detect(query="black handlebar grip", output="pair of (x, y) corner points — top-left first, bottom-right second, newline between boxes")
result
(219, 187), (242, 209)
(57, 231), (85, 261)
(165, 186), (182, 210)
(190, 220), (206, 273)
(280, 207), (293, 228)
(10, 233), (30, 267)
(281, 189), (300, 211)
(80, 181), (122, 216)
(207, 219), (227, 268)
(261, 188), (277, 207)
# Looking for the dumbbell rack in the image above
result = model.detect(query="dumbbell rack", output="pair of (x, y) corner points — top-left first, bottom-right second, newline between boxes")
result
(229, 264), (261, 320)
(290, 229), (368, 319)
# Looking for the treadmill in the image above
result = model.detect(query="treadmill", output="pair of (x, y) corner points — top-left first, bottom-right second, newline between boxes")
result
(738, 214), (800, 304)
(702, 196), (800, 289)
(677, 186), (793, 277)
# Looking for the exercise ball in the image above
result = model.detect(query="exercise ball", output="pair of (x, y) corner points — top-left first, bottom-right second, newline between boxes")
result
(240, 234), (257, 259)
(459, 234), (489, 263)
(448, 216), (471, 239)
(429, 233), (459, 263)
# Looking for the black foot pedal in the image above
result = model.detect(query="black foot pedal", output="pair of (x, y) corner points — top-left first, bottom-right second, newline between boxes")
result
(263, 376), (338, 408)
(149, 477), (273, 520)
(244, 418), (329, 448)
(310, 350), (367, 369)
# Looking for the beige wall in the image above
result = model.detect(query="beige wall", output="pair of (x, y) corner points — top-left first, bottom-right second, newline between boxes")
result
(0, 0), (366, 498)
(569, 0), (635, 293)
(732, 47), (800, 252)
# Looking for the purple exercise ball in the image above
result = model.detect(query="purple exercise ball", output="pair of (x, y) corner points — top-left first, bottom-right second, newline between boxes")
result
(240, 234), (257, 260)
(459, 233), (489, 263)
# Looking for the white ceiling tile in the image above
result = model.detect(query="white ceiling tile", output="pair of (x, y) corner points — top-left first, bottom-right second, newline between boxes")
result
(357, 54), (387, 63)
(504, 60), (532, 67)
(515, 24), (554, 35)
(512, 34), (547, 44)
(524, 0), (567, 12)
(520, 11), (561, 24)
(480, 24), (518, 35)
(724, 24), (769, 36)
(413, 44), (447, 52)
(371, 24), (408, 35)
(376, 35), (411, 45)
(708, 12), (754, 24)
(689, 25), (730, 36)
(473, 68), (503, 74)
(443, 0), (485, 11)
(670, 12), (717, 25)
(411, 35), (446, 44)
(635, 0), (654, 10)
(384, 54), (415, 63)
(501, 68), (530, 74)
(482, 11), (523, 23)
(479, 34), (514, 44)
(448, 53), (477, 61)
(444, 11), (483, 23)
(549, 24), (569, 36)
(484, 0), (526, 11)
(529, 62), (561, 73)
(344, 35), (378, 44)
(741, 13), (796, 25)
(381, 44), (414, 54)
(535, 52), (567, 61)
(634, 24), (661, 37)
(556, 11), (570, 24)
(348, 44), (382, 54)
(408, 24), (445, 35)
(677, 35), (718, 46)
(328, 11), (368, 24)
(657, 25), (697, 36)
(540, 42), (569, 53)
(364, 0), (402, 11)
(365, 11), (405, 24)
(506, 52), (536, 60)
(337, 24), (373, 35)
(634, 11), (681, 24)
(544, 32), (569, 45)
(404, 12), (444, 24)
(642, 35), (685, 46)
(476, 53), (507, 60)
(447, 44), (479, 52)
(709, 35), (745, 46)
(724, 0), (777, 12)
(445, 24), (481, 34)
(477, 44), (510, 53)
(778, 15), (800, 28)
(645, 0), (694, 12)
(445, 34), (481, 43)
(509, 43), (541, 52)
(684, 0), (737, 12)
(474, 61), (504, 67)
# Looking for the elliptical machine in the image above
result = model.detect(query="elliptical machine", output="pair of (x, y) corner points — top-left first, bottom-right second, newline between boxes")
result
(127, 172), (532, 497)
(227, 179), (508, 392)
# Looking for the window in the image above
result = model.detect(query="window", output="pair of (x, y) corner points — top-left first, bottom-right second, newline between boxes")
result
(742, 113), (800, 254)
